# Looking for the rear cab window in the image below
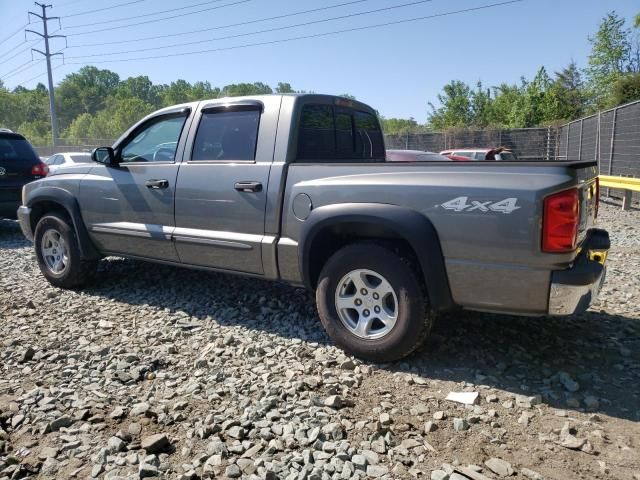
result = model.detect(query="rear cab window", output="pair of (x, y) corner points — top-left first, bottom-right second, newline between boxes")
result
(296, 103), (385, 162)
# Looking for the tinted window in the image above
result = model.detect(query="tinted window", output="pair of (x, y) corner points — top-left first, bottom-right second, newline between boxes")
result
(354, 111), (384, 160)
(298, 105), (335, 160)
(192, 109), (260, 161)
(297, 105), (384, 162)
(70, 154), (92, 163)
(0, 136), (39, 162)
(121, 114), (187, 163)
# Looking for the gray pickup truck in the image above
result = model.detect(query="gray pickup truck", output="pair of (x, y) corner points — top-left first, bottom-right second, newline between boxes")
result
(17, 94), (610, 361)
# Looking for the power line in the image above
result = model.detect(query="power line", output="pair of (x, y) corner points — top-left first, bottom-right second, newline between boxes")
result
(64, 0), (524, 65)
(67, 0), (434, 59)
(0, 23), (30, 47)
(63, 0), (148, 18)
(67, 0), (253, 35)
(0, 59), (45, 82)
(0, 39), (42, 63)
(12, 63), (63, 90)
(67, 0), (372, 48)
(65, 0), (234, 27)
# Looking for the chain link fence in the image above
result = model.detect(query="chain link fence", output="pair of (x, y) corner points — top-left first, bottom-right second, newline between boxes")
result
(384, 127), (560, 161)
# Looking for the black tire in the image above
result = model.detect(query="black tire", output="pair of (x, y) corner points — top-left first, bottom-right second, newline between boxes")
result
(34, 211), (96, 289)
(316, 243), (432, 362)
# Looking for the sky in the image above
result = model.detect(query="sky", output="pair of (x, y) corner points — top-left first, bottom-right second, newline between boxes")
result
(0, 0), (638, 121)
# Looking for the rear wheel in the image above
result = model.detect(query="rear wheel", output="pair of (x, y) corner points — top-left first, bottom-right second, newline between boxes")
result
(316, 243), (432, 362)
(34, 212), (96, 289)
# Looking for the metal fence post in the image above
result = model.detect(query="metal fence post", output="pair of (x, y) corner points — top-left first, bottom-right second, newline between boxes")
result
(577, 119), (583, 161)
(595, 112), (601, 172)
(608, 107), (617, 176)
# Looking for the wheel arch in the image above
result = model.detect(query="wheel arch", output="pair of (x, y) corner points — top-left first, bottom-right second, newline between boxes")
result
(27, 187), (101, 260)
(298, 203), (454, 312)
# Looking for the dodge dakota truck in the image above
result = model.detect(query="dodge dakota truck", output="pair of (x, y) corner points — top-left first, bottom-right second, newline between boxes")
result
(17, 94), (610, 361)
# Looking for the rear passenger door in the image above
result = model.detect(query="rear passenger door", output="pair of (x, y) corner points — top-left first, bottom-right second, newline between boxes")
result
(173, 97), (280, 274)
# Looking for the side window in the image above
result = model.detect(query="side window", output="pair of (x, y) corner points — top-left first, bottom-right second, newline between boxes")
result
(354, 111), (385, 160)
(297, 105), (335, 161)
(120, 114), (187, 163)
(296, 105), (384, 162)
(191, 108), (260, 161)
(45, 155), (59, 165)
(475, 152), (487, 160)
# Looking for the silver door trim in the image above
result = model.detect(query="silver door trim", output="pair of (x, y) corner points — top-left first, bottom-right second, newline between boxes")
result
(173, 235), (252, 250)
(91, 222), (173, 240)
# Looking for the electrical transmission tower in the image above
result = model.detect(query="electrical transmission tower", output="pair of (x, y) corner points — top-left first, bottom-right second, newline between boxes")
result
(26, 3), (65, 146)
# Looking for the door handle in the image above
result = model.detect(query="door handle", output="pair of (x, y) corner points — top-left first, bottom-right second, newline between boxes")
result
(145, 179), (169, 189)
(234, 181), (262, 193)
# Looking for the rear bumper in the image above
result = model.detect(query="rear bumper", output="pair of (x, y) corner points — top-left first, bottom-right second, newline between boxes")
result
(548, 229), (610, 315)
(17, 205), (34, 241)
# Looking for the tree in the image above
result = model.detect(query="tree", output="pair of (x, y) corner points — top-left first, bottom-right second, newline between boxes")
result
(380, 117), (423, 135)
(56, 66), (120, 128)
(275, 82), (295, 93)
(585, 12), (637, 109)
(547, 62), (585, 121)
(427, 80), (473, 129)
(158, 79), (194, 106)
(608, 73), (640, 107)
(116, 76), (160, 107)
(220, 82), (272, 97)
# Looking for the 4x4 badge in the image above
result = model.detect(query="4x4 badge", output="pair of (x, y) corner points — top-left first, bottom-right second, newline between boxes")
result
(0, 167), (6, 176)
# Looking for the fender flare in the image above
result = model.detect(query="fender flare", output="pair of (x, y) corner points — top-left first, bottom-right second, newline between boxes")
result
(27, 186), (101, 260)
(299, 203), (454, 312)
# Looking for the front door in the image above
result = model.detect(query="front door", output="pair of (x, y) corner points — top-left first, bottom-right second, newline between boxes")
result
(80, 110), (192, 261)
(173, 97), (280, 274)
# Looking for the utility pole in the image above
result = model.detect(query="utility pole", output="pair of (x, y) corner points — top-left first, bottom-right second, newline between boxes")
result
(26, 3), (65, 146)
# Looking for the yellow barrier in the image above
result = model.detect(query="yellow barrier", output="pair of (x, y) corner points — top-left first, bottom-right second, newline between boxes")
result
(599, 175), (640, 210)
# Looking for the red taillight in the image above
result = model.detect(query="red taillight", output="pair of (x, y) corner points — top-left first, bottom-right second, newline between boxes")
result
(31, 162), (49, 177)
(542, 188), (579, 252)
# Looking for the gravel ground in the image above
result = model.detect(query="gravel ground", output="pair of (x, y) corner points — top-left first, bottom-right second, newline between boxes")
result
(1, 200), (639, 480)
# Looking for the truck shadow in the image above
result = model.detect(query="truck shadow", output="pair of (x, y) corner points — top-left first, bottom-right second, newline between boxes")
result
(87, 256), (640, 423)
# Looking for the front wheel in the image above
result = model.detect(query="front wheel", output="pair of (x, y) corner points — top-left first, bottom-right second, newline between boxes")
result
(34, 212), (96, 289)
(316, 243), (432, 362)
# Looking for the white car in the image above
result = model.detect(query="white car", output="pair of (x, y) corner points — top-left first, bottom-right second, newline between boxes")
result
(45, 152), (92, 173)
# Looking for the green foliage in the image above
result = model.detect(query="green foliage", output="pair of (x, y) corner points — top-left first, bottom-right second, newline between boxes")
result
(586, 12), (639, 110)
(380, 117), (424, 135)
(65, 98), (156, 141)
(56, 66), (120, 128)
(608, 73), (640, 107)
(220, 82), (272, 97)
(428, 81), (473, 130)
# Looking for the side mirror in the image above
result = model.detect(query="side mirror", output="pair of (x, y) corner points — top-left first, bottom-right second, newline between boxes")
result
(91, 147), (117, 166)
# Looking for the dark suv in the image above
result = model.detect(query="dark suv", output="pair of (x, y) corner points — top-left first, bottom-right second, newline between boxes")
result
(0, 130), (48, 220)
